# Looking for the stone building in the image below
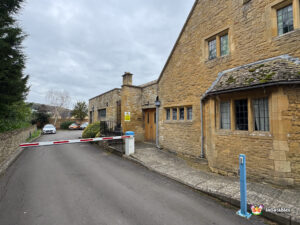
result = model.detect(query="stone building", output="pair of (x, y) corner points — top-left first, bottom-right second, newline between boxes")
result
(89, 73), (158, 142)
(90, 0), (300, 187)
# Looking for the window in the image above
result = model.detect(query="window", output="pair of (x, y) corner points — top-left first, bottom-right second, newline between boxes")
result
(89, 111), (93, 123)
(187, 107), (192, 120)
(277, 4), (294, 35)
(166, 108), (170, 120)
(172, 108), (177, 120)
(220, 101), (230, 129)
(98, 109), (106, 121)
(253, 98), (269, 131)
(179, 108), (184, 120)
(220, 34), (229, 56)
(235, 99), (248, 130)
(207, 29), (229, 60)
(208, 39), (217, 60)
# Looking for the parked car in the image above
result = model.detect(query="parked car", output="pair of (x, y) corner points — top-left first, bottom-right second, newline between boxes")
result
(69, 123), (80, 130)
(42, 124), (56, 134)
(80, 122), (88, 130)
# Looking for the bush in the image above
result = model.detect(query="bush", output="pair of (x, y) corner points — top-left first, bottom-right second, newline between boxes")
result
(31, 111), (50, 128)
(82, 121), (100, 138)
(60, 121), (75, 129)
(0, 102), (32, 133)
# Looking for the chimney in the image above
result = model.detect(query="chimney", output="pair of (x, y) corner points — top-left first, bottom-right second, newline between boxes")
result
(122, 72), (133, 86)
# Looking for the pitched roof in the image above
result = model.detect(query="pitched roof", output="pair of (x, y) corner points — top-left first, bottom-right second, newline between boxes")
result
(157, 0), (199, 83)
(205, 55), (300, 97)
(138, 79), (157, 88)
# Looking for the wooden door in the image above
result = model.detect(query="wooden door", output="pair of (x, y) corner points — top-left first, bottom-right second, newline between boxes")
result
(144, 109), (156, 142)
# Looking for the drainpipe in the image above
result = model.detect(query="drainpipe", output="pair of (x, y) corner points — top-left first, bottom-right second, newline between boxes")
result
(200, 95), (206, 158)
(155, 98), (161, 148)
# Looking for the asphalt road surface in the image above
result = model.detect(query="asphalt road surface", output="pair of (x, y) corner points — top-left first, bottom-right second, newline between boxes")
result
(0, 130), (275, 225)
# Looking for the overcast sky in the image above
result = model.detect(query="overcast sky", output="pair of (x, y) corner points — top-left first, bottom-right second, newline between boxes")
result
(18, 0), (194, 108)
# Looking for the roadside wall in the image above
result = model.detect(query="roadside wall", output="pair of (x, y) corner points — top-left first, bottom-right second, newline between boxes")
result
(0, 125), (37, 173)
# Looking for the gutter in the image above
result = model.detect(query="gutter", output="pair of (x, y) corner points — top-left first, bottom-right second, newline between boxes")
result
(200, 95), (205, 158)
(206, 80), (300, 97)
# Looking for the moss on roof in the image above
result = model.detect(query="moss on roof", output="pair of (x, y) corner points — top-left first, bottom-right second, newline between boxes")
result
(208, 57), (300, 95)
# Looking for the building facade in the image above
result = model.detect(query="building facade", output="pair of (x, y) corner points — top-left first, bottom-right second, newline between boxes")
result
(90, 0), (300, 187)
(89, 73), (158, 142)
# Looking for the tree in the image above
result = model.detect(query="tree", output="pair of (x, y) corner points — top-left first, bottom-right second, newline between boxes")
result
(31, 111), (50, 129)
(0, 0), (29, 119)
(71, 101), (88, 122)
(46, 89), (71, 125)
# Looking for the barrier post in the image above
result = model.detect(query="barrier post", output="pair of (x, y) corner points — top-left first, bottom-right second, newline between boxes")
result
(236, 154), (251, 219)
(125, 131), (135, 156)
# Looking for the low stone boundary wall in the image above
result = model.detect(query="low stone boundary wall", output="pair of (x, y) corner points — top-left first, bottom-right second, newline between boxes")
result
(0, 125), (37, 174)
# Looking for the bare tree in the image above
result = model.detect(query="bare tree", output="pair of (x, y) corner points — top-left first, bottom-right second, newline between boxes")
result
(46, 90), (71, 125)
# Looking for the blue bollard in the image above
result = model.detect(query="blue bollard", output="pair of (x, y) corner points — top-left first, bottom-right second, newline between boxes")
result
(236, 154), (251, 219)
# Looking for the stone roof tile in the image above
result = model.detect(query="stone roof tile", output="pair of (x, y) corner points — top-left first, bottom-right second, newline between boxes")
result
(207, 55), (300, 95)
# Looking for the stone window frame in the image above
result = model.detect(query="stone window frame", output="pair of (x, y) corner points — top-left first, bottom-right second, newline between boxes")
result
(172, 108), (178, 120)
(216, 93), (271, 134)
(98, 108), (106, 121)
(179, 107), (185, 120)
(205, 29), (230, 61)
(253, 98), (270, 131)
(220, 101), (231, 130)
(165, 108), (171, 120)
(187, 107), (193, 120)
(163, 105), (193, 122)
(235, 99), (249, 131)
(270, 0), (300, 37)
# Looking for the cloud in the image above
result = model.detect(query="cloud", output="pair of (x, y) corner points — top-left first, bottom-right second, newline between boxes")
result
(18, 0), (195, 108)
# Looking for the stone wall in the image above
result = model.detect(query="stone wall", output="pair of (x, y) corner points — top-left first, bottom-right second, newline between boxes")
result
(284, 85), (300, 187)
(0, 125), (37, 173)
(121, 85), (144, 141)
(204, 86), (300, 187)
(158, 0), (300, 159)
(141, 83), (157, 109)
(88, 88), (121, 123)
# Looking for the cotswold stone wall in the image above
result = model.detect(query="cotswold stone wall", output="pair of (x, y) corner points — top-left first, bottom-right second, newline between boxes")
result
(204, 86), (300, 188)
(0, 125), (37, 172)
(121, 85), (144, 141)
(158, 0), (300, 159)
(284, 86), (300, 187)
(141, 83), (157, 109)
(88, 89), (121, 123)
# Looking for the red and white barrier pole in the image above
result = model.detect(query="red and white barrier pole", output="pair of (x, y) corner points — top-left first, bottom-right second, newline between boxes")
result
(19, 135), (131, 148)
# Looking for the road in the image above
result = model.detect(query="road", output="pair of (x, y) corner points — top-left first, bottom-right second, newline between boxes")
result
(0, 130), (274, 225)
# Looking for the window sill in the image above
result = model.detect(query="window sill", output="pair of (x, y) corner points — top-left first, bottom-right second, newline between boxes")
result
(164, 120), (193, 124)
(216, 129), (272, 138)
(273, 28), (300, 40)
(204, 54), (231, 67)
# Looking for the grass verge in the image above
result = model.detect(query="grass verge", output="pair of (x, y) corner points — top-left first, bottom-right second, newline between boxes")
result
(26, 129), (41, 142)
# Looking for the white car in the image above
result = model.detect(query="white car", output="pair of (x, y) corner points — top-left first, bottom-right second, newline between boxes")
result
(42, 124), (56, 134)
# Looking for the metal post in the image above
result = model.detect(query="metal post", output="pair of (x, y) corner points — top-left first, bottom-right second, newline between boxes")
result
(125, 131), (135, 156)
(236, 154), (251, 219)
(155, 99), (160, 148)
